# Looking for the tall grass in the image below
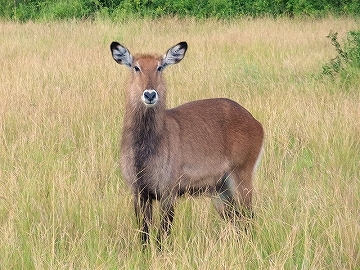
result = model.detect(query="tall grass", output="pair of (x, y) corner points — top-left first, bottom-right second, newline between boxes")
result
(0, 17), (359, 269)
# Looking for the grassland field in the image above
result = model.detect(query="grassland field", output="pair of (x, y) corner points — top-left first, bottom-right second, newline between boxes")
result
(0, 17), (359, 269)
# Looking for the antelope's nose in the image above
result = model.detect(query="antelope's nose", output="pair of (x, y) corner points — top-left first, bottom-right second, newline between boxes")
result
(144, 91), (156, 102)
(142, 89), (158, 106)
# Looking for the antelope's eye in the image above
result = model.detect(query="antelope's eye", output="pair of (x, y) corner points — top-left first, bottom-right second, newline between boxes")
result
(157, 65), (163, 72)
(133, 66), (141, 72)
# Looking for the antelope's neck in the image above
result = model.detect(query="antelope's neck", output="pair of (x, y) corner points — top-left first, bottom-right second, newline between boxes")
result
(124, 104), (165, 175)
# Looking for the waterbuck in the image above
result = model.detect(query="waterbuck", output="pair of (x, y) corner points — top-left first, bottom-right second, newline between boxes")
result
(110, 41), (264, 247)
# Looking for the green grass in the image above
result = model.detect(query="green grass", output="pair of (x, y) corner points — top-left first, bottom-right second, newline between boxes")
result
(0, 17), (359, 269)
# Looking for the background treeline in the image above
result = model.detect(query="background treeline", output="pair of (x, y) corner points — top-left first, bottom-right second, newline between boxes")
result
(0, 0), (359, 21)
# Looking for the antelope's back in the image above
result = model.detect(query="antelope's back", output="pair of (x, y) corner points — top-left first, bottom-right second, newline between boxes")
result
(166, 98), (264, 170)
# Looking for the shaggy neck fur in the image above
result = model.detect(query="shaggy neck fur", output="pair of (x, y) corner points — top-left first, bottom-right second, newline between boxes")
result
(133, 107), (161, 173)
(124, 101), (166, 195)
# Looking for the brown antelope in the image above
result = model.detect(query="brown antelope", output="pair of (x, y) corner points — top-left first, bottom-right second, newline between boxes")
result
(110, 41), (264, 247)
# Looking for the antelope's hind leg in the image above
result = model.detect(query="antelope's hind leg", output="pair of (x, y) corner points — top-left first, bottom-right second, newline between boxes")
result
(213, 171), (254, 230)
(232, 166), (255, 220)
(213, 173), (238, 221)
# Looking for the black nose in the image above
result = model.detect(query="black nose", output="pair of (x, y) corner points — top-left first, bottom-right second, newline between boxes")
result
(144, 91), (157, 102)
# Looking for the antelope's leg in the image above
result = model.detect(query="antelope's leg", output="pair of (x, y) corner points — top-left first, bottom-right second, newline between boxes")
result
(134, 192), (153, 246)
(157, 195), (176, 248)
(214, 173), (238, 220)
(233, 166), (254, 220)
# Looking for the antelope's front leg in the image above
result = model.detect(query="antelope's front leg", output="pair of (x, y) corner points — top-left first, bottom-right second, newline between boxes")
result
(134, 193), (153, 246)
(157, 195), (176, 248)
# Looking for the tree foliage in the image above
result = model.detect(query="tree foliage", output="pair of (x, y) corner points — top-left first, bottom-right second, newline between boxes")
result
(322, 30), (360, 88)
(0, 0), (359, 21)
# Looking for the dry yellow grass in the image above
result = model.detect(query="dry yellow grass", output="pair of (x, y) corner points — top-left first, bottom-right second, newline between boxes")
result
(0, 17), (359, 269)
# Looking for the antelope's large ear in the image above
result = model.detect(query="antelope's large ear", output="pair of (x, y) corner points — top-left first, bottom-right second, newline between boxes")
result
(110, 42), (133, 68)
(162, 41), (188, 68)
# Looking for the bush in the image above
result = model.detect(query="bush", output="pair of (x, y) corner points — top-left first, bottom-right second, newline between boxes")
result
(321, 30), (360, 90)
(41, 0), (97, 20)
(0, 0), (359, 21)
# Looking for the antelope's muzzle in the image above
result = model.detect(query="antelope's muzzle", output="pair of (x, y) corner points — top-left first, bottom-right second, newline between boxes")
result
(142, 89), (158, 107)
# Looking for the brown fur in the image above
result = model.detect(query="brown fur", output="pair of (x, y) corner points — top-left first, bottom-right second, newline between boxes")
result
(110, 42), (264, 247)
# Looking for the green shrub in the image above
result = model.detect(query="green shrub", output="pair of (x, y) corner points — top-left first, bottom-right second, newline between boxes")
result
(322, 30), (360, 86)
(41, 0), (94, 20)
(0, 0), (359, 21)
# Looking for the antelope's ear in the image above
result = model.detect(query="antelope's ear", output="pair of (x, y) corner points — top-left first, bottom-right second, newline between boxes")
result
(162, 41), (187, 68)
(110, 42), (133, 68)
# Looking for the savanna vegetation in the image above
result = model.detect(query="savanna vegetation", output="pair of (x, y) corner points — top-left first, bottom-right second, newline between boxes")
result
(0, 0), (359, 21)
(0, 5), (359, 270)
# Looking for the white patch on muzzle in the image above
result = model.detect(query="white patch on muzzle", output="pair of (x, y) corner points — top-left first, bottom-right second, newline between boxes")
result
(142, 89), (158, 107)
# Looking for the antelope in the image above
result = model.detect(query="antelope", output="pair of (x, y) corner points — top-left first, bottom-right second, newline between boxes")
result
(110, 41), (264, 247)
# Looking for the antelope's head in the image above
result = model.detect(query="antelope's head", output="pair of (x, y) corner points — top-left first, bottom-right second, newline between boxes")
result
(110, 41), (188, 108)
